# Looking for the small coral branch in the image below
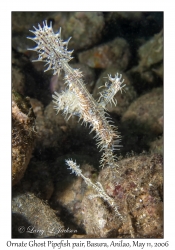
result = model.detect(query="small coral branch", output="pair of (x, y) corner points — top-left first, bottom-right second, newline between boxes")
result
(66, 159), (122, 219)
(28, 20), (125, 169)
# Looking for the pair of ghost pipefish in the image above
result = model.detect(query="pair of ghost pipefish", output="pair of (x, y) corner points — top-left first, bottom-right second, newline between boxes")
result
(28, 20), (125, 219)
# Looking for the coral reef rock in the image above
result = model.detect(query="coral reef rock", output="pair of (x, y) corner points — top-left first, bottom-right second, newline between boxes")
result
(12, 91), (36, 186)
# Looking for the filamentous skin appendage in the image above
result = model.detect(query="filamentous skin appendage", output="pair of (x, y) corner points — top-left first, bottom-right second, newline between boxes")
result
(28, 20), (125, 170)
